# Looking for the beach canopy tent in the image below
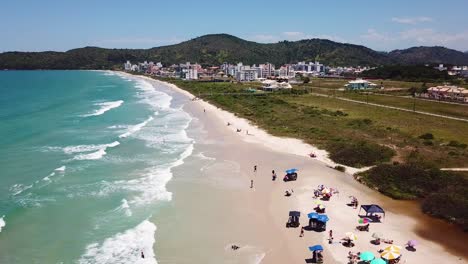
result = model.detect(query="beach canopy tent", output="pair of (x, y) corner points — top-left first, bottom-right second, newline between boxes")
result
(317, 214), (329, 223)
(359, 204), (385, 218)
(285, 168), (298, 174)
(289, 211), (301, 217)
(308, 212), (319, 219)
(308, 245), (323, 251)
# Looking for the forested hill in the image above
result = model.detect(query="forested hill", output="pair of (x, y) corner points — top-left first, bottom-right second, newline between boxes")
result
(1, 34), (468, 69)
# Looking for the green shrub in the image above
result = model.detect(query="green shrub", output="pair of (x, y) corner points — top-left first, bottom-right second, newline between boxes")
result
(448, 140), (467, 149)
(327, 141), (395, 168)
(418, 133), (434, 140)
(334, 165), (346, 172)
(422, 183), (468, 231)
(423, 140), (434, 146)
(347, 118), (373, 127)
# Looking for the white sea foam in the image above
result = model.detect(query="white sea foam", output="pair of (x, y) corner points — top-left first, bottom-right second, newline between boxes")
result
(82, 100), (124, 117)
(78, 220), (157, 264)
(0, 216), (5, 233)
(114, 199), (132, 217)
(61, 141), (120, 160)
(134, 79), (172, 110)
(55, 166), (66, 172)
(10, 183), (33, 196)
(119, 116), (154, 138)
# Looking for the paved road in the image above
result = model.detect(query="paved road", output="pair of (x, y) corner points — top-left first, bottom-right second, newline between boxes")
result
(310, 92), (468, 123)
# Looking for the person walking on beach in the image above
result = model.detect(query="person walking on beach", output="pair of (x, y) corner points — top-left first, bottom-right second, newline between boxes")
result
(203, 108), (206, 113)
(272, 170), (277, 181)
(254, 165), (257, 173)
(300, 226), (304, 237)
(329, 229), (333, 243)
(250, 179), (254, 189)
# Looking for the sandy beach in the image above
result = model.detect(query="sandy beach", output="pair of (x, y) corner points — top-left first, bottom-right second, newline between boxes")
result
(123, 72), (467, 264)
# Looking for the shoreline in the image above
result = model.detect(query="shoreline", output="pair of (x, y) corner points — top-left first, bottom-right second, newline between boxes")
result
(120, 71), (467, 263)
(122, 72), (368, 175)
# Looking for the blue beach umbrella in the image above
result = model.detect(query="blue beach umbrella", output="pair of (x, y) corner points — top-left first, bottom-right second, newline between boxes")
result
(308, 245), (323, 251)
(360, 251), (375, 261)
(317, 214), (329, 223)
(285, 168), (298, 174)
(370, 258), (386, 264)
(307, 212), (319, 219)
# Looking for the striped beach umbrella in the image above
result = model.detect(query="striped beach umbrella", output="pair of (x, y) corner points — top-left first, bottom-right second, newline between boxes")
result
(381, 250), (401, 260)
(384, 245), (402, 252)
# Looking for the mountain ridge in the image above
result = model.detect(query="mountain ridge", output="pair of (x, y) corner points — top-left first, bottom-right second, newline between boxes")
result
(1, 34), (468, 69)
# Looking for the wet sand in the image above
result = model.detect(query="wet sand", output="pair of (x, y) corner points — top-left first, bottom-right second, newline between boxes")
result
(125, 73), (467, 263)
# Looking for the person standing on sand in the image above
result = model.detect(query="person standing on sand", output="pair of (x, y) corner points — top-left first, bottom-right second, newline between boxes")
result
(254, 165), (257, 173)
(272, 170), (277, 181)
(300, 226), (304, 237)
(329, 230), (333, 243)
(250, 179), (254, 188)
(203, 108), (206, 113)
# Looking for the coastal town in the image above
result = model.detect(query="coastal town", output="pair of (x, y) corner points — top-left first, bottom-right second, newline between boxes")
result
(124, 60), (468, 103)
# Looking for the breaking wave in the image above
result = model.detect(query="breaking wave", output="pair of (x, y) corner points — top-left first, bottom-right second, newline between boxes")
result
(78, 220), (157, 264)
(82, 100), (124, 117)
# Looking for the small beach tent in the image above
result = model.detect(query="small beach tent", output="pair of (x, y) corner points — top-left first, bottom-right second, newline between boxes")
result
(359, 204), (385, 218)
(285, 168), (298, 174)
(308, 245), (323, 251)
(289, 211), (301, 217)
(308, 212), (319, 229)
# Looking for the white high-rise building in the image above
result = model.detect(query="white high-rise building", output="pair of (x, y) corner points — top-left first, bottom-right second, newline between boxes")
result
(124, 61), (132, 71)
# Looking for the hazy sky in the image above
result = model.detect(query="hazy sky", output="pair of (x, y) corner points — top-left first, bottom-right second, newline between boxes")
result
(1, 0), (467, 52)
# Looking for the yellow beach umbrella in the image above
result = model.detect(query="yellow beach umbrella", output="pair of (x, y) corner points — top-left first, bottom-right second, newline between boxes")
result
(380, 250), (401, 260)
(345, 232), (357, 241)
(384, 245), (402, 252)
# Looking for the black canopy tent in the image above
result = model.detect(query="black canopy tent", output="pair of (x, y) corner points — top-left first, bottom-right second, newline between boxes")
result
(359, 204), (385, 218)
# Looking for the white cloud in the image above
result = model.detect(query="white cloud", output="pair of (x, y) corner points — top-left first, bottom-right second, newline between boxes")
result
(361, 29), (393, 42)
(359, 28), (468, 51)
(250, 34), (279, 43)
(399, 28), (468, 48)
(391, 16), (433, 24)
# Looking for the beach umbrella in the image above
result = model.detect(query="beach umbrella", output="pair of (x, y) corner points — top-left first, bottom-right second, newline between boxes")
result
(345, 232), (357, 241)
(358, 218), (370, 224)
(285, 168), (298, 174)
(370, 258), (386, 264)
(307, 212), (319, 219)
(314, 200), (323, 204)
(317, 204), (325, 210)
(381, 250), (401, 260)
(321, 188), (330, 194)
(308, 245), (323, 251)
(317, 214), (329, 223)
(359, 251), (375, 261)
(384, 245), (402, 252)
(407, 240), (418, 247)
(372, 232), (383, 239)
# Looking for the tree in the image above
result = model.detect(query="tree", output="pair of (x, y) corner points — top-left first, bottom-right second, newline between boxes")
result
(303, 77), (310, 84)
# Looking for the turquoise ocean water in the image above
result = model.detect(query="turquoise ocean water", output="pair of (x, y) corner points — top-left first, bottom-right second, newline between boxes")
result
(0, 71), (193, 263)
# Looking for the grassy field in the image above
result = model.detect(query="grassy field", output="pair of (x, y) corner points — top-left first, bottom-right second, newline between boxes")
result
(303, 89), (468, 120)
(159, 77), (467, 168)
